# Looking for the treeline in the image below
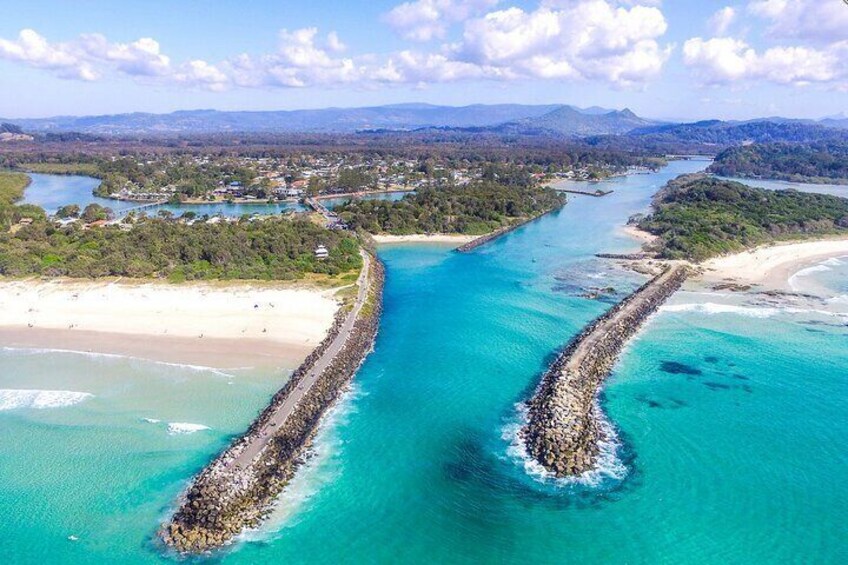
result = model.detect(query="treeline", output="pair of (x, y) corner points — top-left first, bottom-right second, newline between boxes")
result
(639, 174), (848, 261)
(708, 142), (848, 184)
(0, 215), (361, 280)
(335, 180), (565, 235)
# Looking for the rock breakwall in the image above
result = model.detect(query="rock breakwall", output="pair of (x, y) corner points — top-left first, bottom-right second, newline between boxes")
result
(456, 207), (562, 253)
(161, 255), (384, 553)
(521, 265), (688, 477)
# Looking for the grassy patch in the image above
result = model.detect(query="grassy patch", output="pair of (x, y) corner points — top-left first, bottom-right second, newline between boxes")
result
(0, 171), (31, 205)
(20, 162), (100, 176)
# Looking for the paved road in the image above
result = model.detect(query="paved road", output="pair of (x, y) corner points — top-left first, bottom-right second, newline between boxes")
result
(225, 251), (371, 471)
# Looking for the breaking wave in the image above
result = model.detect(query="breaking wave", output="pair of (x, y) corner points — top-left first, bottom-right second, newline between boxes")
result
(0, 389), (93, 411)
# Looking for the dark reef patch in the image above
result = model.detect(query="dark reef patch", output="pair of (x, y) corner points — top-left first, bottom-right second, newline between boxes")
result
(660, 361), (703, 376)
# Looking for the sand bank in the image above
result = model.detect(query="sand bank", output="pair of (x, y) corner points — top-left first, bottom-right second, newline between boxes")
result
(372, 234), (476, 244)
(0, 279), (341, 368)
(700, 237), (848, 289)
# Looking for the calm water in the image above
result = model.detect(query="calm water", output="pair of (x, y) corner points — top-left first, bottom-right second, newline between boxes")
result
(719, 176), (848, 198)
(21, 174), (411, 218)
(3, 159), (846, 563)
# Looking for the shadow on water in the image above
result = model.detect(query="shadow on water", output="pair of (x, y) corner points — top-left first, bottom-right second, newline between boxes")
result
(441, 421), (641, 515)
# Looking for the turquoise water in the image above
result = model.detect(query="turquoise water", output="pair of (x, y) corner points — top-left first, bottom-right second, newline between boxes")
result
(3, 158), (847, 563)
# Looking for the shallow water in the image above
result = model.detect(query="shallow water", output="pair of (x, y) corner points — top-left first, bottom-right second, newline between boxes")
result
(3, 158), (847, 563)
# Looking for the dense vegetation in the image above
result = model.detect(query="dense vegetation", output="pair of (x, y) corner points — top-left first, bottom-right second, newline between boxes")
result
(335, 179), (565, 235)
(0, 215), (361, 280)
(0, 171), (30, 204)
(708, 142), (848, 184)
(639, 174), (848, 261)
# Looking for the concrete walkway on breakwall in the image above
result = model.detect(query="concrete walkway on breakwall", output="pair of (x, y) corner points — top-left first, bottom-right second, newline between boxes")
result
(162, 250), (381, 553)
(522, 265), (688, 477)
(227, 252), (370, 470)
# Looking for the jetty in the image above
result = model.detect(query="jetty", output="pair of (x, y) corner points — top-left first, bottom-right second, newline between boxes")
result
(521, 265), (688, 477)
(162, 251), (384, 553)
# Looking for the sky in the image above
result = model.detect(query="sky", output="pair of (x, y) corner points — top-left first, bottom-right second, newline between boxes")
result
(0, 0), (847, 121)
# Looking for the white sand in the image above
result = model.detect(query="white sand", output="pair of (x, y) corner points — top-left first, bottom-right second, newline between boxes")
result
(0, 279), (341, 367)
(372, 234), (477, 244)
(620, 225), (658, 245)
(699, 237), (848, 289)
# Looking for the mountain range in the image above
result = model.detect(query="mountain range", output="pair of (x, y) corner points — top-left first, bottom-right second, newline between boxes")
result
(3, 103), (650, 137)
(3, 103), (847, 141)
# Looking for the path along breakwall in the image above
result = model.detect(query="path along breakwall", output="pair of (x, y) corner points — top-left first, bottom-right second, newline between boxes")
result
(161, 253), (384, 553)
(521, 265), (688, 477)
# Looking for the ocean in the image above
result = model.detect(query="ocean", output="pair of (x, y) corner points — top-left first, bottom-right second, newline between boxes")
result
(2, 159), (846, 563)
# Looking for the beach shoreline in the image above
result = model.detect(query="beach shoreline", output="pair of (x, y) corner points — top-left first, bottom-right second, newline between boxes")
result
(698, 237), (848, 290)
(0, 279), (342, 368)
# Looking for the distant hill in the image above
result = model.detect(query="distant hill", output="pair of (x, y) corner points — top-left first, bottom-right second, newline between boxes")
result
(2, 104), (578, 136)
(497, 106), (656, 136)
(627, 120), (845, 146)
(0, 122), (33, 142)
(708, 141), (848, 184)
(0, 103), (659, 137)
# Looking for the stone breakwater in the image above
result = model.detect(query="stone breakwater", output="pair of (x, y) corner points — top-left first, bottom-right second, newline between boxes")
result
(161, 255), (385, 553)
(521, 265), (688, 477)
(456, 207), (562, 253)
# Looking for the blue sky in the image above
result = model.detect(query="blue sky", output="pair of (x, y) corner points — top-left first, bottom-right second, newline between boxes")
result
(1, 0), (846, 120)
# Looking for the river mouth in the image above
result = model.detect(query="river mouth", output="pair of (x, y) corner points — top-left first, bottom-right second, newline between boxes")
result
(5, 159), (847, 563)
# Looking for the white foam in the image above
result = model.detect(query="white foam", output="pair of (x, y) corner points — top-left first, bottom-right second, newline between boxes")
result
(0, 347), (236, 377)
(166, 422), (210, 435)
(142, 417), (161, 424)
(240, 383), (366, 545)
(788, 264), (832, 291)
(662, 302), (779, 318)
(503, 401), (627, 488)
(0, 389), (93, 411)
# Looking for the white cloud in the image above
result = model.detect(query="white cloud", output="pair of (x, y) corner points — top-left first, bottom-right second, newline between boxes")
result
(455, 1), (671, 86)
(748, 0), (848, 43)
(683, 37), (842, 86)
(683, 0), (848, 90)
(0, 2), (672, 91)
(708, 6), (736, 36)
(0, 29), (96, 81)
(383, 0), (500, 42)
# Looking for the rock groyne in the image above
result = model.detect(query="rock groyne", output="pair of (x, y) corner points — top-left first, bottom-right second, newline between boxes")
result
(456, 207), (561, 253)
(161, 253), (384, 553)
(521, 265), (688, 477)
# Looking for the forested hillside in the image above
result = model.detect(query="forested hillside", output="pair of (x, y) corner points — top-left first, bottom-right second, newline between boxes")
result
(639, 174), (848, 261)
(708, 142), (848, 184)
(0, 215), (361, 280)
(335, 179), (565, 235)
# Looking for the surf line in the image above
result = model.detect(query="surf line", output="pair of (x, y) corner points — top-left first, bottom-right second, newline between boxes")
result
(161, 251), (384, 554)
(520, 265), (688, 477)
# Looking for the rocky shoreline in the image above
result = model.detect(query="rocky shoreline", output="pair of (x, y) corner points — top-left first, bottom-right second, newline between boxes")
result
(456, 207), (562, 253)
(521, 265), (688, 477)
(161, 255), (385, 553)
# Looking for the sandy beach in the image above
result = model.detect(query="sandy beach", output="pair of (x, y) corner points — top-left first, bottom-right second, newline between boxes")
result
(620, 225), (658, 246)
(699, 237), (848, 289)
(0, 279), (342, 368)
(372, 233), (477, 244)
